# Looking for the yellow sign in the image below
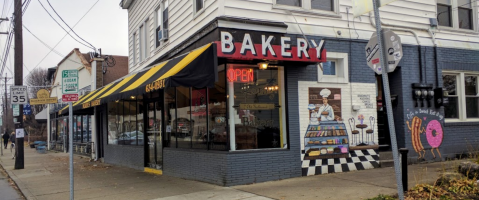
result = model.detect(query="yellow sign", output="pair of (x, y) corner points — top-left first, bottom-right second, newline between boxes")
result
(239, 103), (275, 110)
(82, 102), (91, 109)
(91, 99), (101, 106)
(145, 79), (166, 93)
(30, 89), (58, 105)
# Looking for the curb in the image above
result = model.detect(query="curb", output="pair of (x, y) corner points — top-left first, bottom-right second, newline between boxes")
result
(0, 158), (28, 200)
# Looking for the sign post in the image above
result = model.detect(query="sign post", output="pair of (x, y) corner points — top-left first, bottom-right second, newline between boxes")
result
(62, 69), (78, 200)
(370, 0), (405, 199)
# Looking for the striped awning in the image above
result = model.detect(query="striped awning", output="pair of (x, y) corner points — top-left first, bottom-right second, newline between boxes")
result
(59, 43), (217, 115)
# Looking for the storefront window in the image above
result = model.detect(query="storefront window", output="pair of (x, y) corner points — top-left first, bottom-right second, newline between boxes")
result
(208, 66), (227, 150)
(164, 87), (176, 147)
(108, 101), (120, 145)
(227, 64), (287, 150)
(176, 86), (191, 148)
(73, 116), (79, 142)
(192, 88), (207, 149)
(82, 116), (89, 142)
(137, 100), (144, 146)
(51, 118), (57, 141)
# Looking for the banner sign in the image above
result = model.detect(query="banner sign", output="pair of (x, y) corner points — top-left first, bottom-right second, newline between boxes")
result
(216, 29), (326, 63)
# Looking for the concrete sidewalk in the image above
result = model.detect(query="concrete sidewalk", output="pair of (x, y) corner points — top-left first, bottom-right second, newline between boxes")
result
(0, 147), (459, 200)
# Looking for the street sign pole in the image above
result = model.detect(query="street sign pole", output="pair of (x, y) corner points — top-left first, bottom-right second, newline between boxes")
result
(372, 0), (404, 199)
(62, 69), (78, 200)
(69, 102), (74, 200)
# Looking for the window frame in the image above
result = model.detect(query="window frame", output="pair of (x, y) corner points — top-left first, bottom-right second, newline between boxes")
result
(226, 64), (289, 151)
(273, 0), (340, 18)
(443, 71), (479, 123)
(132, 32), (137, 65)
(139, 25), (144, 62)
(155, 0), (169, 49)
(317, 52), (349, 84)
(437, 0), (477, 32)
(193, 0), (205, 18)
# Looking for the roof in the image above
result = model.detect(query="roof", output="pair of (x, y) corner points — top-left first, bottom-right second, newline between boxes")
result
(51, 48), (129, 88)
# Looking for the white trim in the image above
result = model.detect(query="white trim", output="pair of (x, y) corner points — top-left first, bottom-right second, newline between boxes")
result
(436, 0), (477, 32)
(317, 52), (348, 84)
(443, 71), (479, 122)
(193, 0), (205, 18)
(272, 0), (340, 18)
(217, 20), (287, 34)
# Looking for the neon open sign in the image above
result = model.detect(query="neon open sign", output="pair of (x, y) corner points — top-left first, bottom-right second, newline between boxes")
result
(227, 68), (254, 83)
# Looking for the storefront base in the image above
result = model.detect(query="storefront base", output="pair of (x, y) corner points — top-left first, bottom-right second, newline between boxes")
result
(163, 148), (301, 186)
(104, 145), (144, 170)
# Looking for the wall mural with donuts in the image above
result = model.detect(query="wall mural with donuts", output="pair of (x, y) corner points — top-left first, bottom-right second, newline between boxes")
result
(406, 108), (445, 160)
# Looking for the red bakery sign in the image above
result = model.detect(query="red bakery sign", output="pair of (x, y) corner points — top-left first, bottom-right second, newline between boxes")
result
(215, 30), (326, 63)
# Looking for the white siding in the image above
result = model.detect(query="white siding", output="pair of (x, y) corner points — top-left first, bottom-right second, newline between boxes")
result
(127, 0), (220, 73)
(221, 0), (479, 48)
(126, 0), (479, 72)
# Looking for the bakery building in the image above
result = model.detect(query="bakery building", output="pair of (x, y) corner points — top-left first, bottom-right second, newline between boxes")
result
(50, 0), (479, 186)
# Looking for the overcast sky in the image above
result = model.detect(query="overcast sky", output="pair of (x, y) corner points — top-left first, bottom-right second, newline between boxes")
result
(0, 0), (128, 84)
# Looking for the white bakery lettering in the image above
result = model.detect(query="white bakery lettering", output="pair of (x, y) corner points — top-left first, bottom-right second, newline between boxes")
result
(220, 31), (324, 59)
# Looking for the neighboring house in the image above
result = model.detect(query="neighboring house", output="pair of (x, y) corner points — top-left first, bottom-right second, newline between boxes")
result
(47, 48), (128, 157)
(77, 0), (479, 186)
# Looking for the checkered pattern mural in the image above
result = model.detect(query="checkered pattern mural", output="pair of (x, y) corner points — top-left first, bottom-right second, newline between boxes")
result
(301, 149), (380, 176)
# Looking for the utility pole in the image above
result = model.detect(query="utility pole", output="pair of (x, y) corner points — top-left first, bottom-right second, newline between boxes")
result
(14, 0), (24, 169)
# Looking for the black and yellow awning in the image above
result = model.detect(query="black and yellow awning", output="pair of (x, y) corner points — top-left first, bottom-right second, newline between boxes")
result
(59, 43), (217, 115)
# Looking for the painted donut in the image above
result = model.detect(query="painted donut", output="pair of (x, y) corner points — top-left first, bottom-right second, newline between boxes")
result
(426, 120), (443, 148)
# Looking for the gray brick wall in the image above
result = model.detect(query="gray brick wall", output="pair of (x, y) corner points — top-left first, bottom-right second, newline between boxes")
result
(436, 48), (479, 158)
(104, 145), (144, 170)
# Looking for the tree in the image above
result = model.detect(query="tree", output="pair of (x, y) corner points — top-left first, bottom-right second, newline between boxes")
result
(24, 68), (50, 141)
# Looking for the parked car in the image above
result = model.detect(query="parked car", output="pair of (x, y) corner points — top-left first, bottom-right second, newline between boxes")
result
(172, 118), (195, 138)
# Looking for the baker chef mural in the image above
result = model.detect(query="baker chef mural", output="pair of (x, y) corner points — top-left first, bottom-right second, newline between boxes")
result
(301, 85), (380, 176)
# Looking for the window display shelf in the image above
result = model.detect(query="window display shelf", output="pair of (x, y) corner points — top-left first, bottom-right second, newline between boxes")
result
(303, 121), (350, 159)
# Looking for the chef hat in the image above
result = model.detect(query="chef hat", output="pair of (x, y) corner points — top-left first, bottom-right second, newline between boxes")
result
(319, 89), (331, 98)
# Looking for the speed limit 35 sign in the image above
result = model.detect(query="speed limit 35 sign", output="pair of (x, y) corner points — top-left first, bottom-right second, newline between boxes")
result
(11, 86), (28, 104)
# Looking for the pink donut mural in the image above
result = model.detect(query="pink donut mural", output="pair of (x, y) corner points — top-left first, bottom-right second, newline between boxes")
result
(425, 120), (443, 159)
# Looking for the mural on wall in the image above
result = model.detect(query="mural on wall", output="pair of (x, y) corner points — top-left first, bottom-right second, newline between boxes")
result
(347, 115), (376, 147)
(406, 108), (444, 160)
(304, 88), (348, 160)
(301, 86), (380, 176)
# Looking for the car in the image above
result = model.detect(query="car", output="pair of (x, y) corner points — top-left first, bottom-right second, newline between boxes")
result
(172, 118), (195, 138)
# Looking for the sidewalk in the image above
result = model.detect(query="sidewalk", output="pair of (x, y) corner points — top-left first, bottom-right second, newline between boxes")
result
(0, 162), (23, 200)
(0, 147), (459, 200)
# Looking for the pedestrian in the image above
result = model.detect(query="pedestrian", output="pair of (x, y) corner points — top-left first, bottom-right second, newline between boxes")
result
(2, 131), (9, 149)
(10, 132), (15, 159)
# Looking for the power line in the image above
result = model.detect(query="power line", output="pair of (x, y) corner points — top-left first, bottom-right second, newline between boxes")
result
(37, 0), (95, 51)
(46, 0), (96, 52)
(25, 0), (99, 78)
(0, 0), (30, 77)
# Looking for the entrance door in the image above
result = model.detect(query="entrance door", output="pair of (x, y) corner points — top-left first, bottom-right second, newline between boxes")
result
(146, 102), (163, 169)
(376, 75), (391, 151)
